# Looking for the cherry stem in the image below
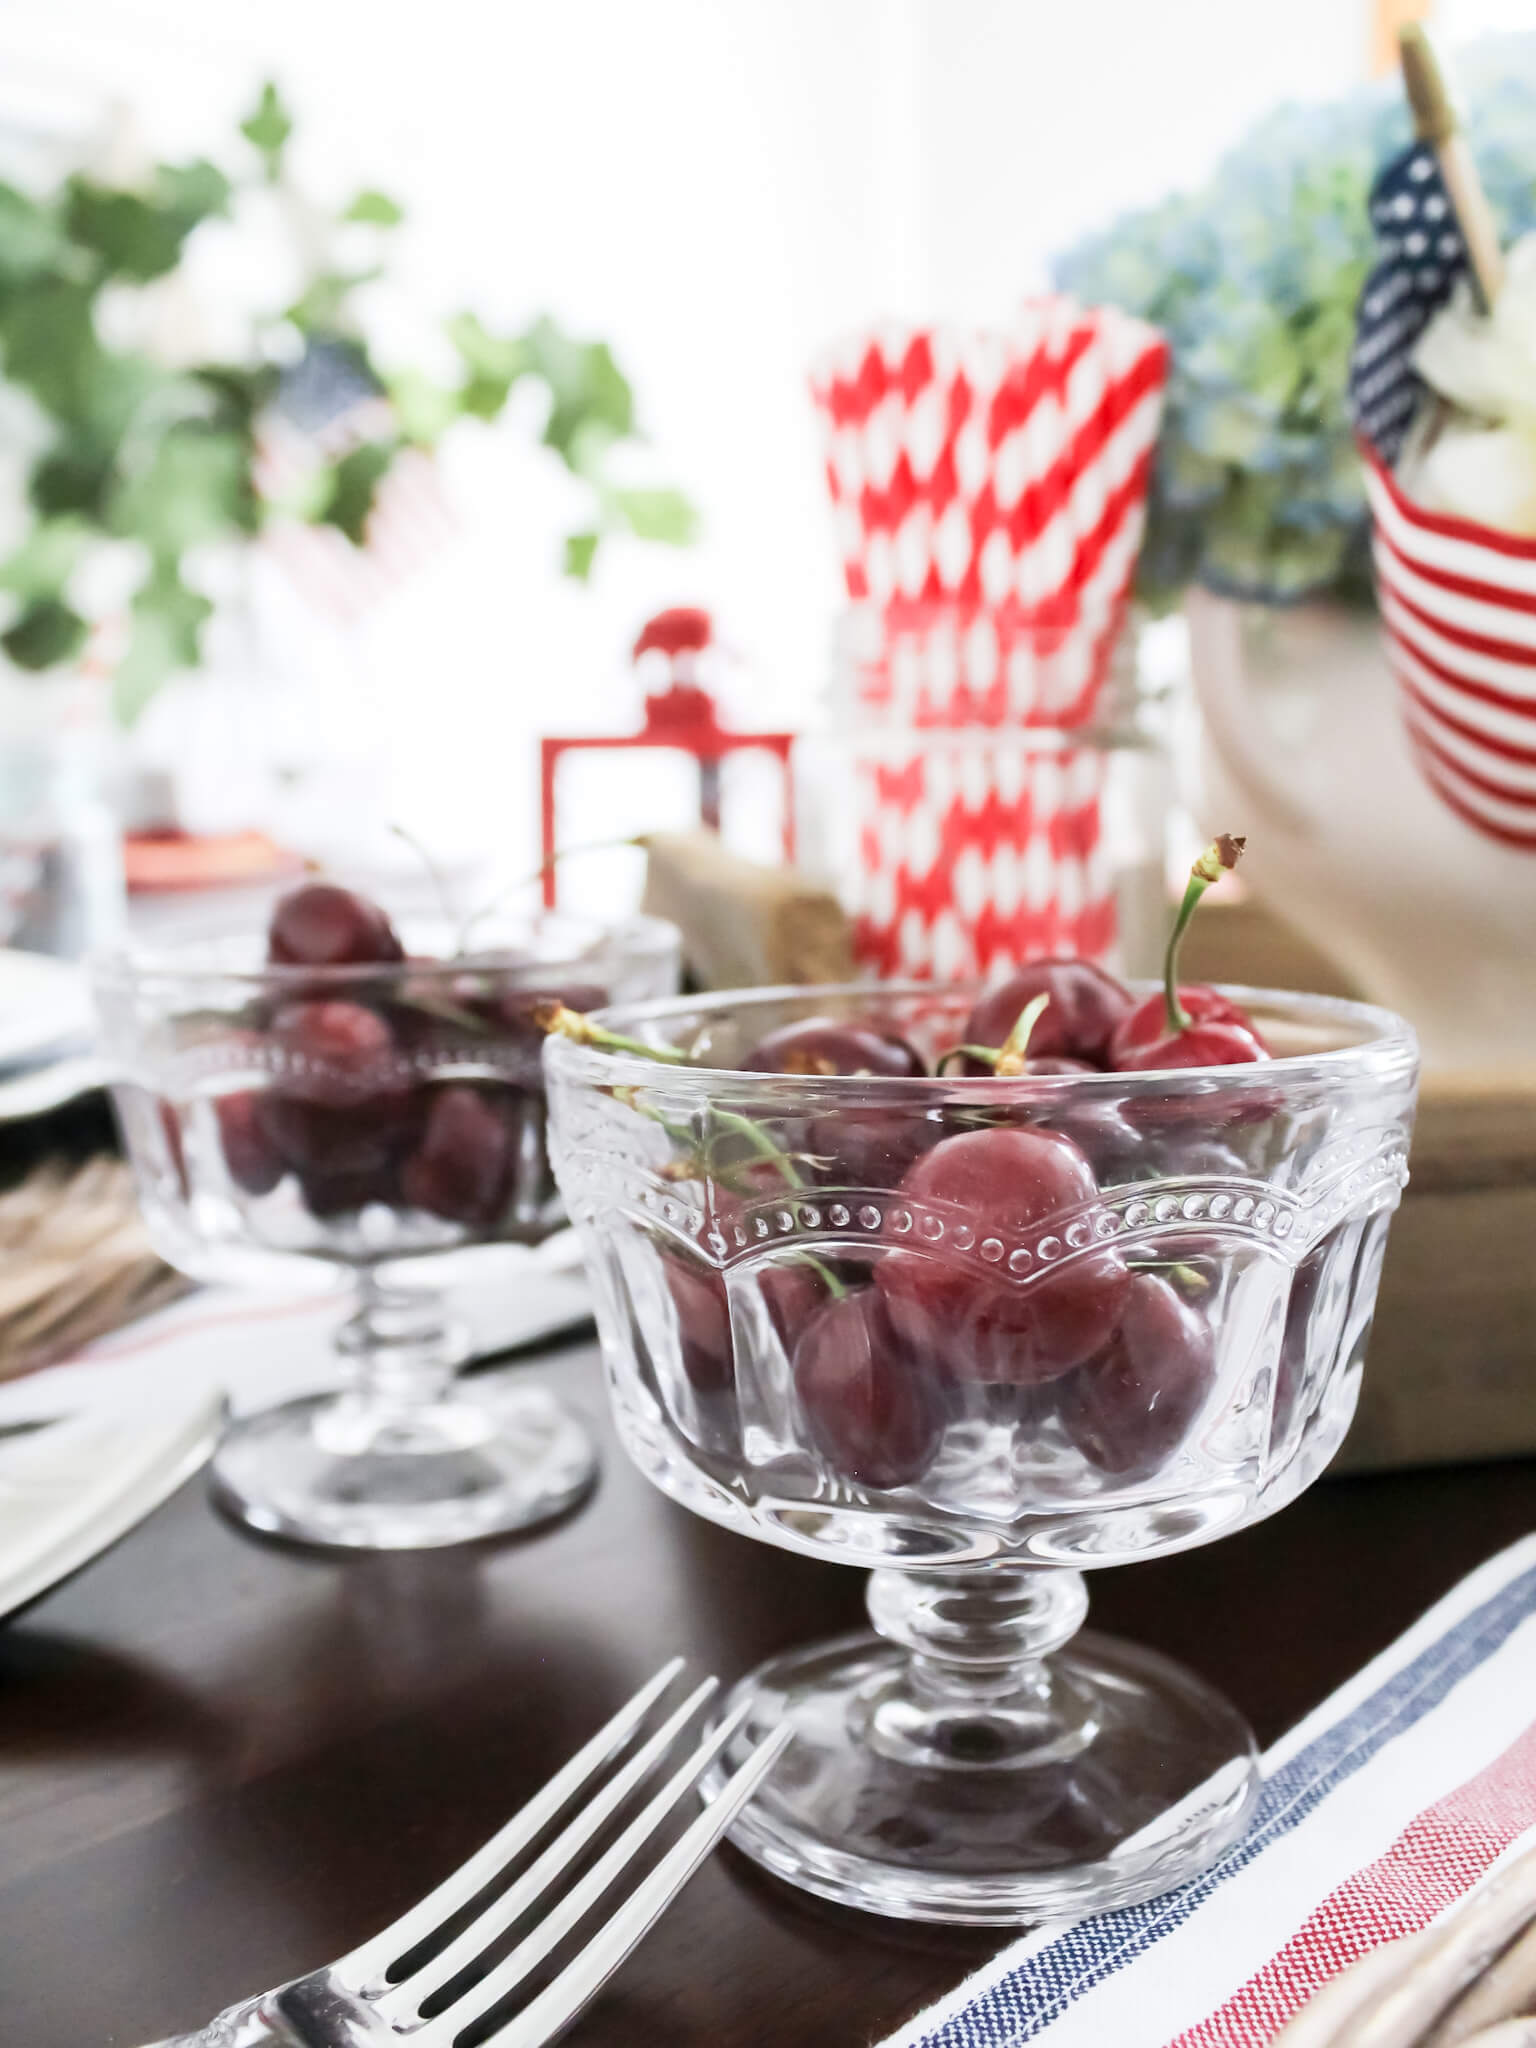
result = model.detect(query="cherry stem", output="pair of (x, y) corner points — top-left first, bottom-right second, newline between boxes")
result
(801, 1253), (848, 1300)
(708, 1107), (805, 1189)
(935, 992), (1050, 1077)
(458, 835), (645, 953)
(536, 1002), (689, 1064)
(389, 821), (462, 935)
(1163, 834), (1246, 1035)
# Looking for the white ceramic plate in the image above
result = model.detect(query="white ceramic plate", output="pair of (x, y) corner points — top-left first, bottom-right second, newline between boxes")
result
(0, 948), (92, 1071)
(0, 1388), (223, 1624)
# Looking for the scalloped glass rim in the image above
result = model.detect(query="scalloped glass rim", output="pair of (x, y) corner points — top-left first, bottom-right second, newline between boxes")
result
(549, 980), (1419, 1095)
(90, 910), (681, 996)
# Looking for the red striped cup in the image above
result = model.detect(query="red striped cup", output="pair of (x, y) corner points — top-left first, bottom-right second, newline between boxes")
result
(1363, 446), (1536, 851)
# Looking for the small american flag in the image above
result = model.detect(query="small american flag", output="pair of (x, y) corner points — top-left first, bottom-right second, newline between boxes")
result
(1349, 140), (1469, 464)
(253, 338), (453, 623)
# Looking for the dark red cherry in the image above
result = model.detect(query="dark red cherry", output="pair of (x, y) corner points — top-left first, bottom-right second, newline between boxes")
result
(267, 882), (404, 968)
(794, 1288), (944, 1489)
(1029, 1096), (1145, 1182)
(269, 1000), (404, 1105)
(298, 1162), (401, 1216)
(665, 1252), (734, 1397)
(216, 1092), (284, 1194)
(963, 961), (1133, 1070)
(1110, 987), (1269, 1068)
(741, 1017), (926, 1078)
(662, 1240), (825, 1400)
(398, 1086), (517, 1226)
(1057, 1273), (1215, 1476)
(876, 1126), (1131, 1384)
(1113, 1017), (1269, 1075)
(808, 1105), (941, 1191)
(257, 1090), (421, 1176)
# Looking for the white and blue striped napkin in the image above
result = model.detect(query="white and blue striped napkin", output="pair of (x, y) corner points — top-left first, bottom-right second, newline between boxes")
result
(882, 1534), (1536, 2048)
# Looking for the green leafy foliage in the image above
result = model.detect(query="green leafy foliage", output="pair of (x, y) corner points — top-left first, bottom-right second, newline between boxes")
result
(111, 425), (255, 553)
(2, 598), (88, 670)
(240, 82), (292, 182)
(0, 517), (90, 599)
(114, 565), (213, 726)
(64, 160), (229, 282)
(563, 531), (600, 580)
(286, 267), (382, 334)
(318, 441), (393, 543)
(0, 185), (67, 284)
(0, 77), (696, 719)
(344, 190), (403, 226)
(604, 487), (698, 545)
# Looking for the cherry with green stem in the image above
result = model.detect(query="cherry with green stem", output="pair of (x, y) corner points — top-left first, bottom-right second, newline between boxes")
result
(937, 993), (1052, 1077)
(1110, 835), (1270, 1073)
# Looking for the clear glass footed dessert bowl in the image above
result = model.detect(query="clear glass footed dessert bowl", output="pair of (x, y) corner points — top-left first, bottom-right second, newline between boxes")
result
(94, 894), (678, 1551)
(544, 981), (1419, 1923)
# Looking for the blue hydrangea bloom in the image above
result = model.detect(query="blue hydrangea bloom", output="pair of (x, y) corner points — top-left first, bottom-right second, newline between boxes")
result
(1053, 36), (1536, 606)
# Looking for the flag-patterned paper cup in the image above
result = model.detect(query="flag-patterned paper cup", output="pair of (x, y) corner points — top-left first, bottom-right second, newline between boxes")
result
(1363, 446), (1536, 851)
(841, 730), (1120, 981)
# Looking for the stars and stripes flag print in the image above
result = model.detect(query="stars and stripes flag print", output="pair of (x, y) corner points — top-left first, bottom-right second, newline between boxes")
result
(252, 338), (454, 624)
(1348, 140), (1468, 467)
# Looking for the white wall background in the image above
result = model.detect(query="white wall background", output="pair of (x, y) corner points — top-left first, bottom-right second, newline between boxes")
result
(2, 0), (1528, 886)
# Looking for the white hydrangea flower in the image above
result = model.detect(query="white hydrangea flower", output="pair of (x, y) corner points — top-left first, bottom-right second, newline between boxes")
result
(1414, 232), (1536, 432)
(1407, 232), (1536, 533)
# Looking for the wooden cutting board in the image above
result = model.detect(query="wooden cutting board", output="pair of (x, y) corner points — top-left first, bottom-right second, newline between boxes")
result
(1338, 1069), (1536, 1471)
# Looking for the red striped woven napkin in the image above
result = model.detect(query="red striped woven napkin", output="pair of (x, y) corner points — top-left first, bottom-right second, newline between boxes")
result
(882, 1535), (1536, 2047)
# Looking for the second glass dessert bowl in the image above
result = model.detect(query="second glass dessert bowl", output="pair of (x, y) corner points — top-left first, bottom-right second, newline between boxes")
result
(95, 899), (678, 1550)
(545, 982), (1419, 1923)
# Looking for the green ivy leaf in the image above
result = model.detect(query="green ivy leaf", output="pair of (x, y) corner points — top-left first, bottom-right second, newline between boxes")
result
(563, 531), (600, 581)
(0, 278), (104, 420)
(193, 362), (282, 433)
(317, 441), (394, 544)
(287, 267), (381, 334)
(2, 597), (88, 670)
(345, 190), (403, 226)
(109, 425), (254, 554)
(31, 443), (115, 520)
(241, 82), (293, 183)
(156, 160), (232, 225)
(385, 367), (460, 445)
(524, 319), (634, 462)
(445, 311), (532, 419)
(606, 487), (698, 545)
(0, 517), (90, 600)
(65, 162), (228, 284)
(113, 564), (212, 725)
(0, 184), (66, 284)
(65, 183), (183, 283)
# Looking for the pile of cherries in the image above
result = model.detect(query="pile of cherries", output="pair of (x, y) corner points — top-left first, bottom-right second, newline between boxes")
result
(639, 837), (1273, 1494)
(197, 881), (603, 1236)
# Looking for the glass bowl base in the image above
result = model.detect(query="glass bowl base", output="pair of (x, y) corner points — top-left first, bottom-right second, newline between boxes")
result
(209, 1380), (598, 1550)
(707, 1627), (1260, 1925)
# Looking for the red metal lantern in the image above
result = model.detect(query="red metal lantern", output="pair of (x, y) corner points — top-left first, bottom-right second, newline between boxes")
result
(539, 609), (796, 906)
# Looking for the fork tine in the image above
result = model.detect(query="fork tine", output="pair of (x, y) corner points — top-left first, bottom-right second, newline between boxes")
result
(481, 1723), (793, 2048)
(413, 1700), (768, 2045)
(379, 1676), (718, 2018)
(343, 1657), (686, 1984)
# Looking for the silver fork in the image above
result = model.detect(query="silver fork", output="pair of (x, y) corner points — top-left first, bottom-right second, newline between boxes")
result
(139, 1660), (790, 2048)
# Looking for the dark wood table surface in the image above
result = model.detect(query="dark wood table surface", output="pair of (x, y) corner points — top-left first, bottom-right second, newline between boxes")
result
(2, 1330), (1533, 2048)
